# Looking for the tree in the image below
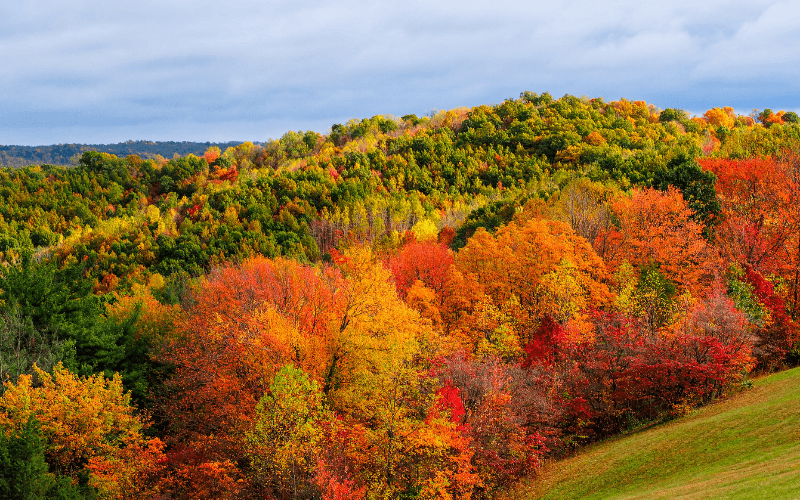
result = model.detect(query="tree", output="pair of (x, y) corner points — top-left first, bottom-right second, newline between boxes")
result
(247, 365), (329, 499)
(0, 364), (164, 500)
(0, 255), (97, 355)
(0, 304), (70, 388)
(156, 249), (454, 496)
(607, 187), (710, 295)
(652, 154), (721, 234)
(0, 417), (90, 499)
(701, 155), (800, 320)
(703, 107), (735, 128)
(454, 217), (612, 346)
(547, 177), (618, 259)
(436, 353), (553, 494)
(384, 240), (454, 300)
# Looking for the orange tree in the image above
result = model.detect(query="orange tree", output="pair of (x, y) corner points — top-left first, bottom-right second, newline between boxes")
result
(0, 363), (164, 500)
(452, 217), (612, 349)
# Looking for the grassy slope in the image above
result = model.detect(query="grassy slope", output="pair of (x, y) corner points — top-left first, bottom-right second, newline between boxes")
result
(509, 368), (800, 500)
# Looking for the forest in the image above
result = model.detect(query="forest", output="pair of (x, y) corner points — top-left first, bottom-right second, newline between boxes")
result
(0, 92), (799, 499)
(0, 141), (245, 169)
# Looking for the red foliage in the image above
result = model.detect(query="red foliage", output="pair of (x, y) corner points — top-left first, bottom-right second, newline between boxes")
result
(438, 226), (456, 247)
(436, 381), (466, 427)
(158, 445), (241, 500)
(746, 266), (789, 324)
(435, 353), (554, 491)
(385, 240), (454, 299)
(217, 167), (239, 182)
(203, 148), (221, 165)
(700, 157), (796, 274)
(522, 315), (566, 368)
(744, 266), (799, 369)
(314, 459), (366, 500)
(186, 204), (201, 218)
(156, 257), (336, 476)
(329, 247), (351, 266)
(560, 307), (753, 439)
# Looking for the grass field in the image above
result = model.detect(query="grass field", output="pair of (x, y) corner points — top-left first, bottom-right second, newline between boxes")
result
(507, 367), (800, 500)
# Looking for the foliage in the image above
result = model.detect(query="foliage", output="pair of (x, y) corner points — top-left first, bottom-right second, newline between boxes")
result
(0, 417), (93, 499)
(2, 93), (800, 498)
(0, 364), (164, 500)
(247, 365), (328, 498)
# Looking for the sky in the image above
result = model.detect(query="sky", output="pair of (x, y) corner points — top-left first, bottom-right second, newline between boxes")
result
(2, 0), (799, 146)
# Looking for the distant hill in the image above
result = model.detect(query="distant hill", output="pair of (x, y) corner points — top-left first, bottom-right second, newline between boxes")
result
(0, 140), (250, 168)
(513, 367), (800, 500)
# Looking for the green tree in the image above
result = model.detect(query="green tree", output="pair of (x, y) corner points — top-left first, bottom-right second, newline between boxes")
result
(0, 305), (71, 387)
(246, 365), (328, 499)
(0, 417), (91, 499)
(652, 153), (721, 235)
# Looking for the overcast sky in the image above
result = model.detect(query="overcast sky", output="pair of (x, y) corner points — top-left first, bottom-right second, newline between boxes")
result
(2, 0), (799, 146)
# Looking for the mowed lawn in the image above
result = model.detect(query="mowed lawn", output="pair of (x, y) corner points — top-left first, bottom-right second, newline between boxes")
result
(508, 367), (800, 500)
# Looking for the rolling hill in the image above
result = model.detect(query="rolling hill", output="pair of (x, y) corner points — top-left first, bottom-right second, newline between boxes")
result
(509, 367), (800, 500)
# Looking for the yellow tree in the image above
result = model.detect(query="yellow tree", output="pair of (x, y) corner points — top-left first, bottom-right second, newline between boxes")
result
(703, 107), (736, 128)
(326, 247), (476, 499)
(0, 364), (164, 500)
(454, 217), (612, 346)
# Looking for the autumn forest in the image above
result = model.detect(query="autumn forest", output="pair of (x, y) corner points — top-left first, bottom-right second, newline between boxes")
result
(1, 93), (799, 499)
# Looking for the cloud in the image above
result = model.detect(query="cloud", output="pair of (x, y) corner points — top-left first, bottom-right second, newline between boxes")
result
(0, 0), (798, 145)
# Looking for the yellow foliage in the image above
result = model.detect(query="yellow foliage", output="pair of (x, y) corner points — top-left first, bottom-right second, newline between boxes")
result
(106, 283), (181, 343)
(0, 364), (164, 499)
(703, 107), (736, 128)
(456, 218), (612, 343)
(411, 218), (439, 241)
(145, 205), (160, 224)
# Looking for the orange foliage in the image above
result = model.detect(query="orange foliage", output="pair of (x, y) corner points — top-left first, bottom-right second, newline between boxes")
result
(0, 364), (165, 499)
(203, 146), (221, 165)
(700, 155), (800, 316)
(583, 131), (606, 146)
(610, 99), (649, 122)
(607, 187), (711, 294)
(703, 107), (736, 128)
(105, 283), (181, 344)
(452, 218), (611, 346)
(158, 257), (335, 459)
(766, 111), (786, 126)
(156, 249), (442, 494)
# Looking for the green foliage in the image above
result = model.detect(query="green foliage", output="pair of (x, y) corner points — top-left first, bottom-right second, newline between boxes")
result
(726, 265), (768, 326)
(632, 266), (677, 333)
(652, 153), (721, 234)
(452, 198), (520, 249)
(0, 305), (71, 388)
(0, 255), (157, 403)
(0, 417), (93, 499)
(658, 108), (688, 122)
(0, 255), (95, 335)
(0, 93), (796, 297)
(246, 365), (327, 497)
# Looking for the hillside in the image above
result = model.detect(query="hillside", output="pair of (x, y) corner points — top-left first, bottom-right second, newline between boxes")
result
(1, 94), (800, 498)
(0, 140), (247, 168)
(510, 367), (800, 500)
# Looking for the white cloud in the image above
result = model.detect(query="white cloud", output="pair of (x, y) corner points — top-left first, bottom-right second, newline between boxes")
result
(0, 0), (798, 145)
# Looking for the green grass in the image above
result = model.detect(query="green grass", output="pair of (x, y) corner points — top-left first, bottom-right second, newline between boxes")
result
(508, 368), (800, 500)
